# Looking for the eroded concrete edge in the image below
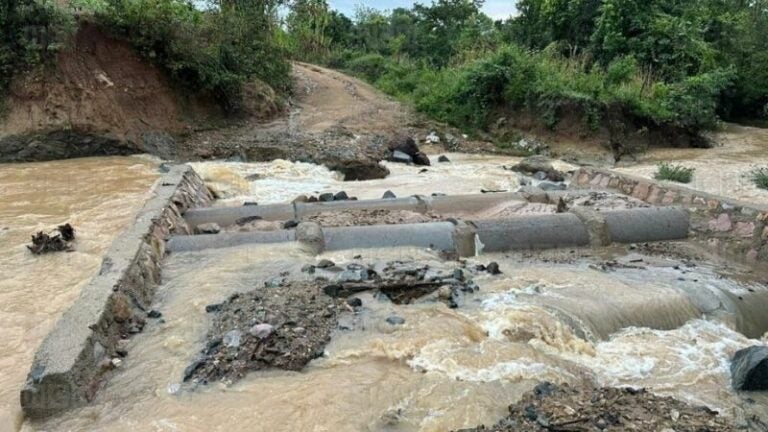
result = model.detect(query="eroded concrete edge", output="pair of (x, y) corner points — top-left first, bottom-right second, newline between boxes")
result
(575, 167), (768, 262)
(20, 165), (213, 419)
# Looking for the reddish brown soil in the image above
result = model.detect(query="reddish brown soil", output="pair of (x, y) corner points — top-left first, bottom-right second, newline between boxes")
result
(1, 22), (215, 140)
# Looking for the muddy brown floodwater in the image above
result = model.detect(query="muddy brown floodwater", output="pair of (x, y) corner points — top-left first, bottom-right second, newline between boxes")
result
(0, 156), (159, 431)
(617, 124), (768, 204)
(4, 150), (768, 432)
(18, 154), (768, 432)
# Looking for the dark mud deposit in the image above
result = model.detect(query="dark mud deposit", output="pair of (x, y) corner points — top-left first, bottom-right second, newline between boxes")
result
(184, 282), (341, 384)
(458, 383), (736, 432)
(184, 259), (499, 384)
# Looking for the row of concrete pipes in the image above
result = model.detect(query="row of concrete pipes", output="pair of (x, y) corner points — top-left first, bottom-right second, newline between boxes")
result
(170, 193), (690, 255)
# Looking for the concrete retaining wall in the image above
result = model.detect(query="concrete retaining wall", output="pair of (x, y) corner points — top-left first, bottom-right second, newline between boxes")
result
(20, 165), (213, 418)
(574, 167), (768, 262)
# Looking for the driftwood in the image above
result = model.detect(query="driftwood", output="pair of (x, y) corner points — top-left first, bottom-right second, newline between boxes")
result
(27, 224), (76, 255)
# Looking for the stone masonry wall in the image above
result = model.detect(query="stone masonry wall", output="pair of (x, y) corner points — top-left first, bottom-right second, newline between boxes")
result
(574, 167), (768, 263)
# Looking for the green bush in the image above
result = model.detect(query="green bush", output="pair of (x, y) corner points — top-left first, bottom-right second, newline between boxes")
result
(1, 0), (75, 104)
(654, 162), (696, 183)
(346, 53), (389, 82)
(98, 0), (290, 112)
(750, 167), (768, 190)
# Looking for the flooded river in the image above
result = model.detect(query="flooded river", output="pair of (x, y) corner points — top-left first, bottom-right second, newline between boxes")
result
(3, 151), (768, 431)
(0, 157), (159, 430)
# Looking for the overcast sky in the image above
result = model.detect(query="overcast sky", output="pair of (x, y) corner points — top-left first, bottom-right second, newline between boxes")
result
(328, 1), (518, 20)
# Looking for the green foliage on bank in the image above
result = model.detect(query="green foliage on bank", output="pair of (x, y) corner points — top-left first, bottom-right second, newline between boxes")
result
(0, 0), (75, 110)
(750, 167), (768, 190)
(97, 0), (291, 112)
(285, 0), (768, 137)
(655, 162), (696, 183)
(1, 0), (292, 113)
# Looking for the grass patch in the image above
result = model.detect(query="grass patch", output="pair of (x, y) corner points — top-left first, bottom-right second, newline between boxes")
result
(750, 167), (768, 190)
(654, 162), (696, 183)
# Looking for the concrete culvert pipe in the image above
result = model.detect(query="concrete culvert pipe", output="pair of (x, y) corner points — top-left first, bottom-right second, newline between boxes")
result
(166, 230), (296, 253)
(184, 204), (295, 228)
(295, 197), (427, 218)
(323, 222), (457, 252)
(471, 214), (591, 252)
(602, 207), (689, 244)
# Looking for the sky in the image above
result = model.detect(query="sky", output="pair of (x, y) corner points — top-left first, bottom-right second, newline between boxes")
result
(328, 1), (519, 20)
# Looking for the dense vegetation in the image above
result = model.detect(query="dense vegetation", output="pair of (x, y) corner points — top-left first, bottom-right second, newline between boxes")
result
(1, 0), (291, 112)
(285, 0), (768, 140)
(0, 0), (74, 110)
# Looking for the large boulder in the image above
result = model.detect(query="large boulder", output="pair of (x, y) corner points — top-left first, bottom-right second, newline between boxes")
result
(387, 135), (431, 166)
(508, 155), (564, 182)
(388, 136), (420, 157)
(731, 346), (768, 391)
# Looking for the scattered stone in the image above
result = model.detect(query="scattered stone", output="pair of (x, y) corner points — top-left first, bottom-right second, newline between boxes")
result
(383, 190), (397, 199)
(223, 330), (243, 348)
(507, 155), (564, 182)
(432, 193), (447, 197)
(347, 297), (363, 308)
(419, 168), (429, 173)
(243, 201), (258, 206)
(438, 155), (451, 163)
(334, 191), (349, 201)
(27, 223), (76, 254)
(185, 282), (339, 384)
(457, 383), (734, 432)
(388, 135), (420, 157)
(205, 303), (222, 313)
(437, 285), (453, 300)
(453, 268), (465, 282)
(195, 223), (221, 235)
(426, 132), (440, 144)
(413, 152), (431, 166)
(283, 220), (300, 229)
(248, 323), (274, 340)
(264, 277), (284, 288)
(537, 181), (567, 191)
(319, 193), (335, 202)
(308, 196), (319, 203)
(235, 215), (262, 226)
(301, 264), (316, 274)
(386, 315), (405, 325)
(731, 345), (768, 391)
(533, 171), (548, 181)
(110, 358), (123, 368)
(338, 269), (368, 283)
(390, 150), (413, 164)
(244, 173), (261, 181)
(317, 259), (335, 269)
(147, 310), (163, 319)
(293, 195), (309, 203)
(486, 262), (501, 275)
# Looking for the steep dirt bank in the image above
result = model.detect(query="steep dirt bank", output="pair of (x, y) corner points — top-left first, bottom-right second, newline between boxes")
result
(0, 23), (223, 160)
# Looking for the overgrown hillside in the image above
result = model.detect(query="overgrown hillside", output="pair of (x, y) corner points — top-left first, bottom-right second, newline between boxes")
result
(285, 0), (768, 155)
(0, 0), (291, 159)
